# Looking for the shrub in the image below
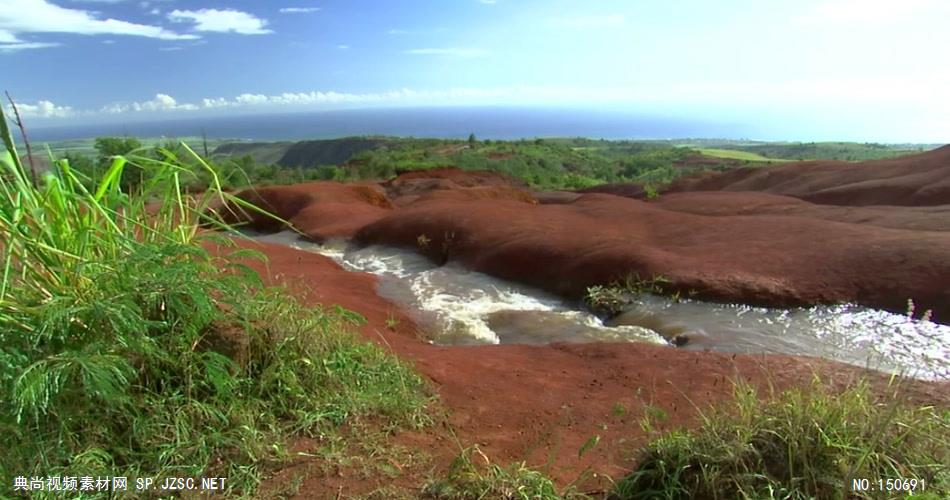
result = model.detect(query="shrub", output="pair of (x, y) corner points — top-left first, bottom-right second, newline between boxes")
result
(614, 379), (949, 499)
(0, 106), (428, 496)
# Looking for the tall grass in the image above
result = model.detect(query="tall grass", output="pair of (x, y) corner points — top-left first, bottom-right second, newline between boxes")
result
(614, 379), (949, 500)
(0, 105), (428, 496)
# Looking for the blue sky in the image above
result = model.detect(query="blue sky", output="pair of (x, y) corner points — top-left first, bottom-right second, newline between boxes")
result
(1, 0), (948, 141)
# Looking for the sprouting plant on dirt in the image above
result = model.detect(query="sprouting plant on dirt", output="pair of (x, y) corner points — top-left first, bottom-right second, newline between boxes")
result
(417, 233), (431, 249)
(385, 311), (400, 330)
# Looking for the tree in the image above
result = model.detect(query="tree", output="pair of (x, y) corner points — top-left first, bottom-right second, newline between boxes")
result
(94, 137), (142, 162)
(94, 137), (142, 191)
(468, 133), (477, 148)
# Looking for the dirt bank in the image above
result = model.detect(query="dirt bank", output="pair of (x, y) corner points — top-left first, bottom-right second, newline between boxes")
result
(236, 238), (949, 496)
(666, 145), (950, 206)
(220, 161), (950, 323)
(356, 193), (950, 321)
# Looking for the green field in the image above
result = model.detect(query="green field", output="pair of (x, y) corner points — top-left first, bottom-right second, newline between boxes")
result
(696, 147), (793, 162)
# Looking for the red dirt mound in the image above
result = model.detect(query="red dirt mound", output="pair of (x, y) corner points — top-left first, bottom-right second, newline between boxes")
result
(534, 191), (583, 204)
(416, 185), (538, 204)
(356, 194), (950, 321)
(218, 182), (392, 241)
(575, 183), (647, 199)
(384, 167), (528, 205)
(667, 145), (950, 206)
(654, 191), (950, 232)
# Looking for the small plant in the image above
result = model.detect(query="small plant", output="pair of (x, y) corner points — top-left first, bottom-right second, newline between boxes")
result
(611, 402), (628, 418)
(385, 311), (401, 330)
(584, 285), (628, 316)
(417, 233), (432, 249)
(584, 273), (672, 316)
(643, 184), (660, 200)
(614, 379), (949, 499)
(423, 446), (588, 499)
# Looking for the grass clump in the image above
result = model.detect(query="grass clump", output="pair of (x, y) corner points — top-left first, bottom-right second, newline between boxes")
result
(0, 105), (428, 496)
(584, 274), (673, 317)
(424, 446), (587, 500)
(614, 379), (949, 499)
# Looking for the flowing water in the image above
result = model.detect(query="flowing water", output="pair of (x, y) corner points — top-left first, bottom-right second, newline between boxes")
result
(254, 231), (950, 380)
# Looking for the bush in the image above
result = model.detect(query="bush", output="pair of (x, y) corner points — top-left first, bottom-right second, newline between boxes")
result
(0, 107), (428, 496)
(614, 380), (949, 499)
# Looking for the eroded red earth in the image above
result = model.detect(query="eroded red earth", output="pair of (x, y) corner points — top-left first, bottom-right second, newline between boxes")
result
(222, 149), (950, 496)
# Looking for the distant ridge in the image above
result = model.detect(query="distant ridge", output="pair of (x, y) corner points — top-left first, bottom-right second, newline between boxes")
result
(213, 137), (386, 168)
(667, 145), (950, 206)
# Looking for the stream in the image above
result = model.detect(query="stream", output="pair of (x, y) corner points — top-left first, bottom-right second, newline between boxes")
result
(254, 231), (950, 380)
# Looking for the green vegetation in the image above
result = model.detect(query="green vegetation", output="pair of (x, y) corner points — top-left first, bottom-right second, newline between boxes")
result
(0, 107), (428, 496)
(682, 140), (930, 162)
(424, 447), (586, 500)
(424, 380), (948, 500)
(696, 148), (791, 163)
(615, 380), (949, 500)
(33, 135), (938, 196)
(584, 274), (674, 317)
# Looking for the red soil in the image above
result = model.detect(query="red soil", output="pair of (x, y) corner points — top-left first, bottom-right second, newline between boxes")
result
(654, 191), (950, 232)
(219, 154), (950, 496)
(238, 238), (948, 497)
(667, 145), (950, 206)
(356, 194), (950, 321)
(217, 181), (392, 241)
(212, 152), (950, 498)
(574, 183), (646, 199)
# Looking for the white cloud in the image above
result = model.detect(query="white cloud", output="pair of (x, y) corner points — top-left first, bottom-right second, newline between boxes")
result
(337, 44), (349, 49)
(404, 47), (488, 58)
(279, 7), (321, 14)
(201, 97), (229, 108)
(101, 93), (197, 113)
(35, 79), (950, 141)
(0, 41), (61, 52)
(0, 0), (197, 51)
(477, 0), (498, 4)
(168, 9), (272, 35)
(4, 99), (74, 118)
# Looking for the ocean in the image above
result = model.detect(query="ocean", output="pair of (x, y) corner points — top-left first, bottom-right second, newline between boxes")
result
(27, 107), (753, 142)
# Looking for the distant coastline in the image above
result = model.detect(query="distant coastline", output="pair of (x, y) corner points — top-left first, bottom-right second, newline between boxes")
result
(26, 106), (750, 143)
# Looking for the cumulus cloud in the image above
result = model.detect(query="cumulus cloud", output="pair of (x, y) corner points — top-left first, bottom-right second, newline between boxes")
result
(100, 93), (197, 114)
(4, 99), (74, 118)
(167, 9), (272, 35)
(0, 0), (197, 51)
(404, 47), (488, 58)
(279, 7), (321, 14)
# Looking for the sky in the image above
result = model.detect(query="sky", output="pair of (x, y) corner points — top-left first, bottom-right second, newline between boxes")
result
(1, 0), (948, 142)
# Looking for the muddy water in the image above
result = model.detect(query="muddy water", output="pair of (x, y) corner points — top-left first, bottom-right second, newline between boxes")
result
(254, 231), (950, 380)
